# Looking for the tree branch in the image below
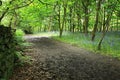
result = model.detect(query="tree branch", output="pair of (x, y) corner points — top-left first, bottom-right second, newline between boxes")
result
(0, 0), (15, 22)
(0, 0), (2, 6)
(13, 0), (34, 10)
(0, 0), (33, 23)
(38, 0), (51, 5)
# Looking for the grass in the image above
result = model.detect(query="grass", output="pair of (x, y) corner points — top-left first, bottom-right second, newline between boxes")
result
(27, 31), (120, 59)
(52, 31), (120, 59)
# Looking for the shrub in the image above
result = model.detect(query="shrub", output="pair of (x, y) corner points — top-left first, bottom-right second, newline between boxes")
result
(15, 29), (25, 36)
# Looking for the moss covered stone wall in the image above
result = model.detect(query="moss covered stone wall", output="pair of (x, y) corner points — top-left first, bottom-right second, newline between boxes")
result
(0, 25), (16, 80)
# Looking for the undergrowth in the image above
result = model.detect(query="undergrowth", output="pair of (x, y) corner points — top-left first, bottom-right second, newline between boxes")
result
(14, 29), (32, 66)
(53, 32), (120, 59)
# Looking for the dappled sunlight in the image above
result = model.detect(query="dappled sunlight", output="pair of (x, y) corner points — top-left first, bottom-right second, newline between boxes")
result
(24, 32), (59, 39)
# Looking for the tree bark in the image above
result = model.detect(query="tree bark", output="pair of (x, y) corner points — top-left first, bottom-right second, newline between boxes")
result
(69, 7), (72, 32)
(82, 0), (90, 35)
(91, 0), (102, 41)
(58, 4), (61, 37)
(59, 1), (67, 37)
(98, 9), (113, 50)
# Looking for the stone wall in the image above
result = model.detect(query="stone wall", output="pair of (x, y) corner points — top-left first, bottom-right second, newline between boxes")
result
(0, 25), (16, 80)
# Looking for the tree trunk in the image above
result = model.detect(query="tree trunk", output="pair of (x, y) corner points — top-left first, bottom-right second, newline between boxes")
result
(98, 9), (113, 50)
(59, 1), (67, 37)
(84, 8), (89, 34)
(77, 16), (81, 32)
(82, 0), (90, 35)
(116, 17), (119, 31)
(58, 4), (61, 37)
(91, 0), (101, 41)
(69, 7), (72, 32)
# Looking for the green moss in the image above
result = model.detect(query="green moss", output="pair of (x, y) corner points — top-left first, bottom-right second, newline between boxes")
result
(0, 25), (15, 80)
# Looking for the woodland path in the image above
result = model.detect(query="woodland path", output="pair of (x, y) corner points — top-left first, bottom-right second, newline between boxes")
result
(11, 35), (120, 80)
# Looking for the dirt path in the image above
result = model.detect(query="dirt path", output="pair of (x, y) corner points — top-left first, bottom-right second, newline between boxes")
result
(11, 35), (120, 80)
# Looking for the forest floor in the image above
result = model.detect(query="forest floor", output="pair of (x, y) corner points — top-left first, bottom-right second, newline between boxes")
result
(10, 35), (120, 80)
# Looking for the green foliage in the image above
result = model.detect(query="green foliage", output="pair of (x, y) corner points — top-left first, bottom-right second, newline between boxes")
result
(17, 0), (54, 33)
(14, 29), (25, 46)
(53, 32), (120, 59)
(14, 29), (32, 66)
(15, 29), (25, 36)
(14, 29), (31, 61)
(14, 51), (32, 66)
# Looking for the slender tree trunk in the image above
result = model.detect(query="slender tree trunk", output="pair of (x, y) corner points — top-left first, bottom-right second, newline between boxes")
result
(98, 9), (106, 50)
(58, 4), (61, 37)
(69, 7), (72, 32)
(84, 7), (89, 34)
(116, 17), (119, 31)
(60, 1), (67, 37)
(72, 6), (76, 33)
(91, 0), (102, 41)
(82, 0), (90, 35)
(77, 16), (81, 32)
(98, 9), (113, 50)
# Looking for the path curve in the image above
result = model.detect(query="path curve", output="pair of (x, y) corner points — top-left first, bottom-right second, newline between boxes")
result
(11, 35), (120, 80)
